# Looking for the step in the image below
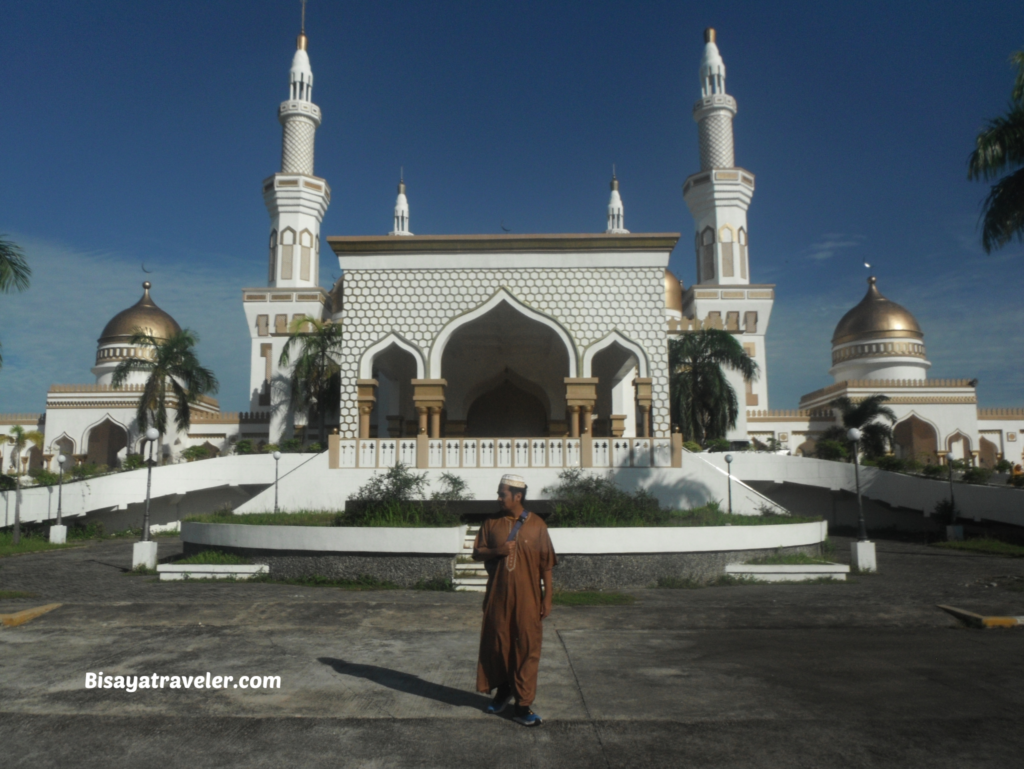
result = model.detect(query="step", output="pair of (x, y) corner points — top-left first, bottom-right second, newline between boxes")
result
(724, 563), (849, 582)
(454, 576), (489, 587)
(455, 585), (487, 593)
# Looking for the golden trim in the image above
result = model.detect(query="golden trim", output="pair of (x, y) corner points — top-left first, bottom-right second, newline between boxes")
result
(328, 233), (680, 256)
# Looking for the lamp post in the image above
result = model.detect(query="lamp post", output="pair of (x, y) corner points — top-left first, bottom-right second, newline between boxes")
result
(724, 454), (734, 515)
(142, 427), (160, 542)
(56, 454), (66, 526)
(273, 451), (282, 514)
(847, 428), (868, 542)
(946, 451), (957, 518)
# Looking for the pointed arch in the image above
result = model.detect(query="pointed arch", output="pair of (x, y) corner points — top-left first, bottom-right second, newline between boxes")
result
(581, 331), (649, 378)
(428, 289), (578, 378)
(49, 432), (77, 457)
(359, 333), (426, 380)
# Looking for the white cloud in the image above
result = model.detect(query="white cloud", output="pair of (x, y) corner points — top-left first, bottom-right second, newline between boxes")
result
(806, 234), (864, 261)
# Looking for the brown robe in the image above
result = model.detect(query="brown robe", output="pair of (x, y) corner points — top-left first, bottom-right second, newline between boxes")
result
(474, 511), (557, 707)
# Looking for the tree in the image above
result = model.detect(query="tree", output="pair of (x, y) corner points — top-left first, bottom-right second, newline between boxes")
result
(278, 316), (343, 445)
(3, 425), (43, 545)
(669, 329), (758, 446)
(829, 394), (897, 459)
(968, 50), (1024, 252)
(0, 235), (31, 370)
(111, 329), (219, 462)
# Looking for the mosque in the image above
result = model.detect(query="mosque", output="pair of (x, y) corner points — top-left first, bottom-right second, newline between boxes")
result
(3, 27), (1022, 477)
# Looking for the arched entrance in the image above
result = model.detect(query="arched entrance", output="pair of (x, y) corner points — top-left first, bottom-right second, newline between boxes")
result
(893, 415), (938, 463)
(979, 435), (999, 468)
(590, 342), (640, 437)
(946, 431), (972, 463)
(369, 343), (420, 438)
(86, 419), (129, 467)
(440, 299), (572, 437)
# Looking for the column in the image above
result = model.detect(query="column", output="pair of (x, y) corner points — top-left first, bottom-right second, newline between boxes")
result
(567, 406), (580, 438)
(356, 379), (378, 440)
(634, 377), (653, 438)
(412, 379), (446, 438)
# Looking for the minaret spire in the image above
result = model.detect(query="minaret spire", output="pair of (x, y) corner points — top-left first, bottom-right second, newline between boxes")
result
(389, 171), (413, 236)
(605, 165), (628, 234)
(694, 27), (736, 170)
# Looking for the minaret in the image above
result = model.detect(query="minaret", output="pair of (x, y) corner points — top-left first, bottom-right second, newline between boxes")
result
(262, 20), (331, 289)
(389, 175), (413, 236)
(680, 28), (774, 436)
(244, 14), (334, 441)
(683, 28), (753, 286)
(606, 169), (629, 234)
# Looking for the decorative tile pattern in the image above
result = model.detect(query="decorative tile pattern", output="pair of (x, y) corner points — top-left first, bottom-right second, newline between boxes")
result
(281, 118), (316, 175)
(338, 268), (671, 439)
(698, 112), (735, 170)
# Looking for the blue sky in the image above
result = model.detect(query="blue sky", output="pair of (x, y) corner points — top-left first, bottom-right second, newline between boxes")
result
(1, 0), (1022, 413)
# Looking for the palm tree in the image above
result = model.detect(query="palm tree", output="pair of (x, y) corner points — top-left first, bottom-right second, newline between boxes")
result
(669, 329), (758, 446)
(0, 235), (31, 370)
(829, 394), (897, 459)
(968, 50), (1024, 253)
(4, 425), (43, 545)
(278, 316), (343, 445)
(111, 329), (219, 462)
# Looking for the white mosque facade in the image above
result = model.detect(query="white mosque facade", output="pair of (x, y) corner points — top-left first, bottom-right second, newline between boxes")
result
(3, 28), (1023, 478)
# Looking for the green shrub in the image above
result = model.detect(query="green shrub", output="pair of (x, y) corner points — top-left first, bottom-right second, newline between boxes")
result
(705, 438), (731, 452)
(181, 445), (211, 462)
(1013, 474), (1024, 488)
(543, 468), (665, 527)
(682, 441), (702, 453)
(306, 442), (323, 453)
(922, 464), (944, 478)
(177, 549), (251, 565)
(233, 439), (255, 455)
(28, 468), (61, 487)
(342, 464), (462, 527)
(262, 443), (279, 454)
(962, 467), (993, 485)
(873, 455), (905, 473)
(121, 453), (144, 470)
(412, 577), (455, 591)
(279, 438), (303, 453)
(994, 459), (1014, 474)
(0, 474), (15, 491)
(815, 440), (848, 461)
(71, 463), (107, 480)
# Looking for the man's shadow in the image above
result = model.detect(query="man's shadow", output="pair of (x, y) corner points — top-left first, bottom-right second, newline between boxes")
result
(318, 658), (493, 711)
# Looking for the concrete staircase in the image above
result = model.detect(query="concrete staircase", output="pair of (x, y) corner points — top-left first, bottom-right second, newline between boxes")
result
(454, 524), (488, 592)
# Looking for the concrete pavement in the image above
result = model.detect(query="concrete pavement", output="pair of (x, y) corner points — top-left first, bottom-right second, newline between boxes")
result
(1, 535), (1023, 767)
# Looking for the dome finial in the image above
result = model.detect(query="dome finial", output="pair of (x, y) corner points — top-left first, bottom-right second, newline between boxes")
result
(610, 163), (619, 191)
(142, 280), (152, 291)
(868, 275), (877, 285)
(704, 27), (716, 43)
(296, 0), (309, 49)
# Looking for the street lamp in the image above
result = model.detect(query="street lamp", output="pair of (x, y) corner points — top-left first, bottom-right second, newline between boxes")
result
(273, 451), (282, 514)
(142, 427), (160, 542)
(724, 454), (734, 515)
(847, 428), (868, 542)
(56, 454), (66, 526)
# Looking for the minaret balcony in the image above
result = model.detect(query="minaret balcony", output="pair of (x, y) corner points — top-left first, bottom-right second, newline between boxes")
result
(278, 99), (321, 126)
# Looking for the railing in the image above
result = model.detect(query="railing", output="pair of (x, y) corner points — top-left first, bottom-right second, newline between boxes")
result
(333, 436), (676, 470)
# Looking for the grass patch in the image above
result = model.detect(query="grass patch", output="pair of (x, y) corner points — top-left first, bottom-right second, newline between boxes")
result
(176, 550), (251, 565)
(412, 577), (455, 591)
(932, 538), (1024, 558)
(656, 574), (759, 589)
(745, 553), (833, 566)
(551, 590), (636, 606)
(250, 573), (401, 590)
(0, 531), (76, 558)
(127, 564), (158, 576)
(0, 590), (38, 600)
(184, 511), (338, 526)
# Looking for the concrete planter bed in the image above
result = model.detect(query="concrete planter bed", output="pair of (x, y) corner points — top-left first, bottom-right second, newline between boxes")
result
(181, 520), (829, 589)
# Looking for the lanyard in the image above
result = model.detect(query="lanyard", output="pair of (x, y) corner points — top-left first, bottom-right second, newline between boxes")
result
(506, 512), (529, 542)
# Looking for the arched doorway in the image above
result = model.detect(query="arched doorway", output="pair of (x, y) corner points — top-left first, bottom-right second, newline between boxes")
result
(946, 431), (972, 463)
(51, 436), (75, 468)
(86, 419), (129, 467)
(979, 435), (999, 468)
(370, 344), (419, 438)
(440, 300), (572, 438)
(893, 416), (938, 463)
(590, 342), (640, 437)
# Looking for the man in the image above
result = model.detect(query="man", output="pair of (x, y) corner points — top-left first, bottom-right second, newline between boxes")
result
(473, 473), (557, 727)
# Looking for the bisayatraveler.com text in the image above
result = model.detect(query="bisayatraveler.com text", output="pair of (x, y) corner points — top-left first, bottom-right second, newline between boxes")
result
(84, 672), (281, 691)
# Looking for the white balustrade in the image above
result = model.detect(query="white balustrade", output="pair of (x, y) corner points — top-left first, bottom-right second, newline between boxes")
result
(653, 438), (673, 467)
(566, 439), (581, 467)
(531, 439), (546, 467)
(632, 439), (651, 467)
(428, 440), (444, 468)
(592, 439), (610, 467)
(358, 440), (377, 468)
(445, 440), (461, 467)
(399, 439), (418, 466)
(463, 440), (478, 467)
(338, 440), (357, 468)
(612, 439), (631, 467)
(479, 440), (495, 467)
(549, 440), (564, 467)
(497, 440), (513, 467)
(514, 439), (531, 467)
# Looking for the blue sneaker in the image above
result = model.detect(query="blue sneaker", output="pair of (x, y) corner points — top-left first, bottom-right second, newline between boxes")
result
(487, 685), (513, 715)
(512, 705), (543, 726)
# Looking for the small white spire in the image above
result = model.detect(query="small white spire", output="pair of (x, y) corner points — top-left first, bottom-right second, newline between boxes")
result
(606, 166), (628, 234)
(389, 172), (413, 236)
(700, 28), (727, 97)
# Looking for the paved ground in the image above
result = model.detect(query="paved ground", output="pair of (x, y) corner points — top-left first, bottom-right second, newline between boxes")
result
(1, 535), (1023, 768)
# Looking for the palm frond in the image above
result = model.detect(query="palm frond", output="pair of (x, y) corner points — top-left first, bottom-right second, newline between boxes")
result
(968, 104), (1024, 181)
(979, 166), (1024, 252)
(1011, 49), (1024, 104)
(0, 236), (31, 293)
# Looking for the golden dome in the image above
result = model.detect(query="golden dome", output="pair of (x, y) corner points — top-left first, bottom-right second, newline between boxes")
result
(664, 268), (684, 313)
(832, 277), (923, 346)
(98, 282), (182, 344)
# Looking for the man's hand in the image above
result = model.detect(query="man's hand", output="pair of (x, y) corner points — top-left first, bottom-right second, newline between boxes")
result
(540, 570), (553, 619)
(495, 540), (516, 558)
